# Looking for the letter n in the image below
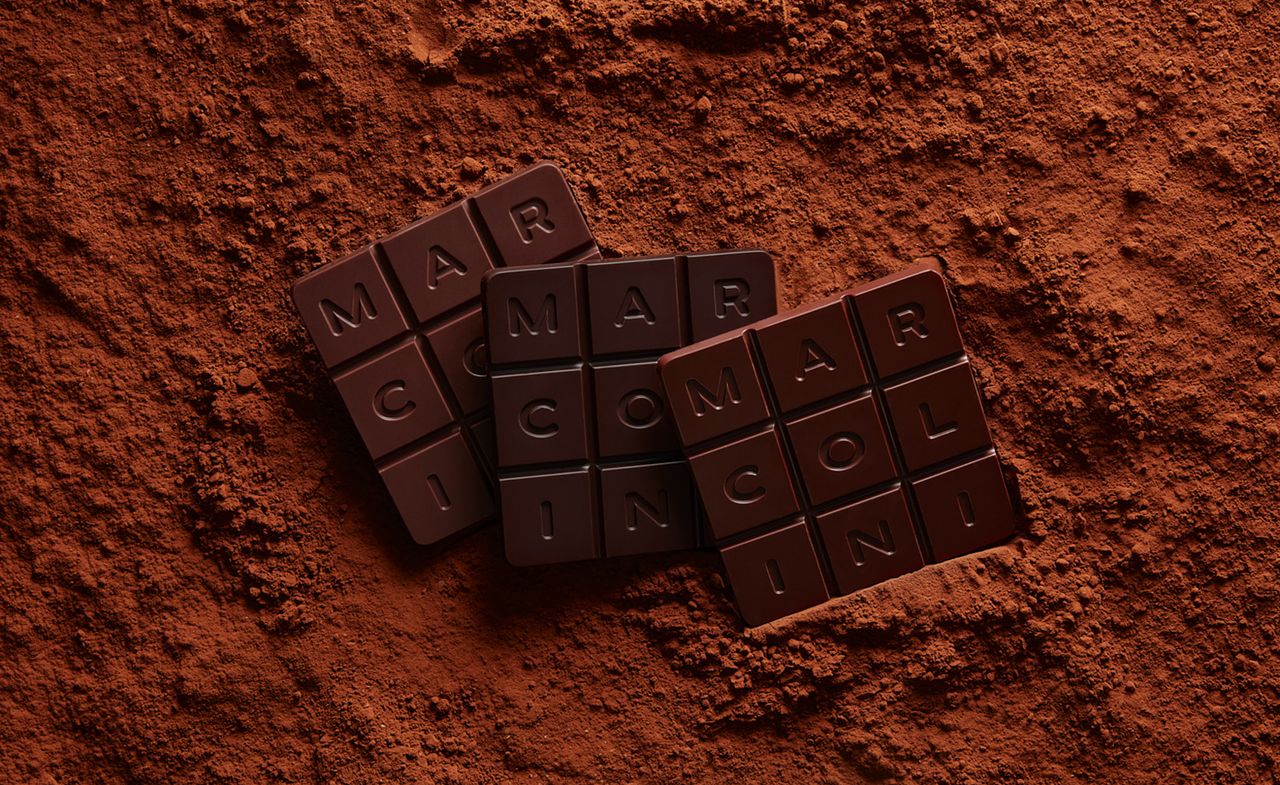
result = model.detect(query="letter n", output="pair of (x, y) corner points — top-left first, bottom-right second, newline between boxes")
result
(847, 520), (896, 566)
(625, 491), (668, 531)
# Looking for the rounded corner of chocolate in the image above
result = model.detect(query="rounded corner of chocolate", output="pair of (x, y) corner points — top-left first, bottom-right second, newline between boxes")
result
(654, 350), (678, 375)
(527, 159), (565, 175)
(406, 526), (445, 548)
(502, 542), (536, 568)
(909, 258), (948, 282)
(287, 274), (310, 310)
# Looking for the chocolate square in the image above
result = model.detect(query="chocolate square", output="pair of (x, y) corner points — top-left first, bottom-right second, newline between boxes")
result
(755, 299), (867, 413)
(332, 340), (452, 459)
(591, 360), (680, 458)
(599, 461), (698, 557)
(490, 366), (590, 468)
(483, 263), (584, 365)
(472, 162), (597, 268)
(688, 427), (798, 539)
(292, 247), (409, 367)
(501, 468), (600, 566)
(585, 256), (683, 355)
(815, 487), (925, 595)
(882, 359), (992, 472)
(718, 521), (830, 627)
(784, 395), (897, 505)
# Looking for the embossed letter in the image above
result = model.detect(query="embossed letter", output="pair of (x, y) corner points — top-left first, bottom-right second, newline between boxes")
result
(686, 367), (742, 416)
(766, 559), (786, 593)
(846, 520), (896, 566)
(820, 432), (865, 471)
(320, 283), (377, 336)
(797, 338), (837, 380)
(614, 286), (656, 328)
(426, 246), (467, 289)
(725, 465), (764, 503)
(520, 399), (559, 438)
(919, 403), (958, 439)
(508, 295), (557, 337)
(714, 278), (750, 319)
(511, 198), (555, 243)
(374, 380), (415, 421)
(462, 337), (488, 378)
(888, 302), (928, 346)
(625, 491), (669, 531)
(956, 490), (977, 528)
(426, 474), (451, 510)
(619, 389), (663, 430)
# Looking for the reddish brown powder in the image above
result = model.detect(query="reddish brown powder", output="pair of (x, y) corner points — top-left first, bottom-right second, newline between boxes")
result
(2, 1), (1279, 782)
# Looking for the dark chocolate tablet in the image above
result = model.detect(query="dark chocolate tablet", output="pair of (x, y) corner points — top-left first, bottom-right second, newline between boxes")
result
(292, 163), (599, 545)
(658, 263), (1016, 626)
(482, 250), (777, 565)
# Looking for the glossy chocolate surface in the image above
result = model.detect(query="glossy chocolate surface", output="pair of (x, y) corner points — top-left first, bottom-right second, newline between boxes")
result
(292, 163), (599, 545)
(659, 264), (1016, 625)
(483, 250), (776, 565)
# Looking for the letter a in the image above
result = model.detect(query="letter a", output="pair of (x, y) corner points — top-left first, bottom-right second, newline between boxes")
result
(426, 245), (467, 289)
(796, 338), (837, 380)
(614, 286), (656, 328)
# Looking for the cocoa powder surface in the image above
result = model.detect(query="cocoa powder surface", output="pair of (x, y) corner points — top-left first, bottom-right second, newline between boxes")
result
(2, 1), (1279, 782)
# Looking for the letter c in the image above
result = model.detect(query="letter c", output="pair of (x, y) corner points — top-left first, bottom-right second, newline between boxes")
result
(725, 465), (765, 504)
(520, 399), (559, 438)
(374, 380), (416, 421)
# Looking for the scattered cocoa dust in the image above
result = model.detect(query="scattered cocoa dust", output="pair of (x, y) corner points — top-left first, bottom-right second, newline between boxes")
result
(3, 0), (1280, 782)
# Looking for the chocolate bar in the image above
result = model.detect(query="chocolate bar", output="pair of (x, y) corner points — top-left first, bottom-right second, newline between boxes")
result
(482, 251), (777, 564)
(657, 263), (1016, 625)
(291, 163), (599, 544)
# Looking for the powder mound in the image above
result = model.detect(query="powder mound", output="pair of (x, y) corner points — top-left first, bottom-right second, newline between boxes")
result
(2, 0), (1279, 782)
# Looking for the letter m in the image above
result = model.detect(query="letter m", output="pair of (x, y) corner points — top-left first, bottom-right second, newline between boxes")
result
(686, 367), (741, 416)
(320, 283), (377, 336)
(507, 295), (558, 337)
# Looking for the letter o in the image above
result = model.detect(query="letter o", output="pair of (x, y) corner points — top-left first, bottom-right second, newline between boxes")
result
(463, 337), (489, 378)
(618, 388), (663, 430)
(820, 432), (865, 471)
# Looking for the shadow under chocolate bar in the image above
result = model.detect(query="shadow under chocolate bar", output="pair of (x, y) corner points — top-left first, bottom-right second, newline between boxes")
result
(658, 263), (1017, 626)
(482, 250), (777, 565)
(291, 163), (599, 545)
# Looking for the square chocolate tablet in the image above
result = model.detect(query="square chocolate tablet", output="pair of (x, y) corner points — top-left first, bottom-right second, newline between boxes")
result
(482, 250), (777, 565)
(291, 162), (599, 545)
(658, 263), (1016, 626)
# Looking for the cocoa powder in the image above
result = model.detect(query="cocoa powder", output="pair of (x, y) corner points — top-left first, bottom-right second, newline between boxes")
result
(1, 1), (1278, 782)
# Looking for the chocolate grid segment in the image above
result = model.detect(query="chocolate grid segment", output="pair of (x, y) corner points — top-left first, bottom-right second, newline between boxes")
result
(291, 163), (599, 545)
(482, 250), (777, 565)
(657, 264), (1016, 626)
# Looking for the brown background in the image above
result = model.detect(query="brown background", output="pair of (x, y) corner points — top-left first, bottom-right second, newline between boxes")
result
(3, 0), (1279, 782)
